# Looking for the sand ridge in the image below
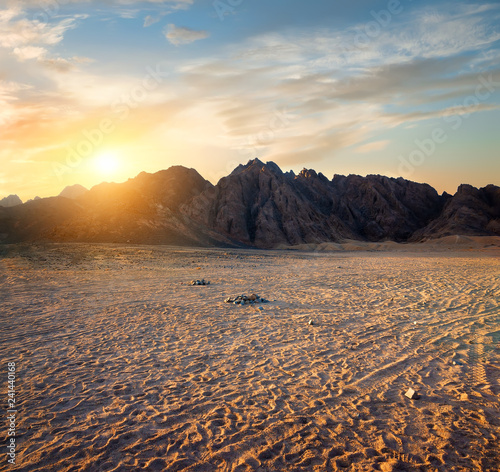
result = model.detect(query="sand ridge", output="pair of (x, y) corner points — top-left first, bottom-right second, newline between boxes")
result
(0, 243), (499, 471)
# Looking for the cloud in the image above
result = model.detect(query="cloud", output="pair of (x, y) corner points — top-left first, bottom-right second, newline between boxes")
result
(169, 3), (500, 166)
(0, 5), (88, 81)
(118, 9), (138, 19)
(0, 6), (22, 22)
(354, 140), (390, 154)
(232, 3), (500, 72)
(0, 80), (32, 105)
(13, 46), (47, 61)
(144, 9), (173, 27)
(165, 24), (209, 45)
(39, 57), (76, 72)
(0, 14), (80, 49)
(266, 128), (366, 166)
(0, 80), (33, 127)
(144, 15), (161, 27)
(0, 5), (93, 78)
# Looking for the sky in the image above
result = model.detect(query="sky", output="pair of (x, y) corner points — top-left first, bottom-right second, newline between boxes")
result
(1, 0), (500, 201)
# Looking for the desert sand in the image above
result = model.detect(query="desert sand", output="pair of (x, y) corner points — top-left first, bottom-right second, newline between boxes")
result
(0, 240), (499, 471)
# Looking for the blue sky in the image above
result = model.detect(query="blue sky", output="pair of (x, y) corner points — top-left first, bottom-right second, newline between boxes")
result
(1, 0), (499, 200)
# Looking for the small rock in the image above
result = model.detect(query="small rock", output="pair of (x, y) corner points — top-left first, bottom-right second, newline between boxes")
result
(404, 388), (419, 400)
(308, 319), (314, 325)
(190, 279), (210, 286)
(225, 293), (266, 305)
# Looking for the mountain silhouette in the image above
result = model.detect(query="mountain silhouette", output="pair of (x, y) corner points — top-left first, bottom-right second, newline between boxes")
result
(0, 195), (22, 208)
(0, 160), (498, 247)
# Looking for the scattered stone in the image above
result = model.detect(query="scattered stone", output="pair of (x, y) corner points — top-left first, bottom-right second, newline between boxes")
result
(452, 353), (463, 366)
(308, 319), (314, 325)
(404, 388), (420, 400)
(190, 279), (210, 286)
(224, 294), (268, 305)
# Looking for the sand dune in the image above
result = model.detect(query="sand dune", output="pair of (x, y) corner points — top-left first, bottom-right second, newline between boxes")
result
(281, 235), (500, 253)
(0, 243), (499, 471)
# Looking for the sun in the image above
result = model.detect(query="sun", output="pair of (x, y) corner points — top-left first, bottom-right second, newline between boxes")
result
(94, 151), (120, 176)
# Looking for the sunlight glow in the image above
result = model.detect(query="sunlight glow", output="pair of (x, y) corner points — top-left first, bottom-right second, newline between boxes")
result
(94, 151), (120, 176)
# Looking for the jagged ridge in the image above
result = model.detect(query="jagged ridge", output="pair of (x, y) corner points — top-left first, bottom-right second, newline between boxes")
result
(0, 159), (498, 247)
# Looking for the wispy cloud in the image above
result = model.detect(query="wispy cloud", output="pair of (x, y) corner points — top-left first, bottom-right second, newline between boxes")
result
(354, 140), (390, 154)
(144, 15), (161, 27)
(165, 24), (209, 45)
(193, 2), (500, 165)
(0, 12), (80, 49)
(13, 46), (48, 61)
(118, 9), (139, 19)
(40, 56), (94, 72)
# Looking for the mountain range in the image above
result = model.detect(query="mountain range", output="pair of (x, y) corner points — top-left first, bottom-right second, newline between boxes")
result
(1, 159), (499, 248)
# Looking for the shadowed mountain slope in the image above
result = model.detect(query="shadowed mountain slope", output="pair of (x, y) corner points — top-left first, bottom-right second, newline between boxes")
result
(0, 160), (498, 247)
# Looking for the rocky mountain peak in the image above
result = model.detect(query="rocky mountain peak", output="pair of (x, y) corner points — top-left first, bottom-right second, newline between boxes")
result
(230, 158), (283, 177)
(297, 168), (318, 179)
(59, 184), (88, 199)
(0, 194), (23, 208)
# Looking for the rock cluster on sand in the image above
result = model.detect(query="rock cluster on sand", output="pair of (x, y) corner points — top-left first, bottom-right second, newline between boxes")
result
(225, 294), (268, 305)
(190, 279), (210, 285)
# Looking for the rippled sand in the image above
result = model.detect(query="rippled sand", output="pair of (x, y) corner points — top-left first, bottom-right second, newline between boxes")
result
(1, 242), (499, 471)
